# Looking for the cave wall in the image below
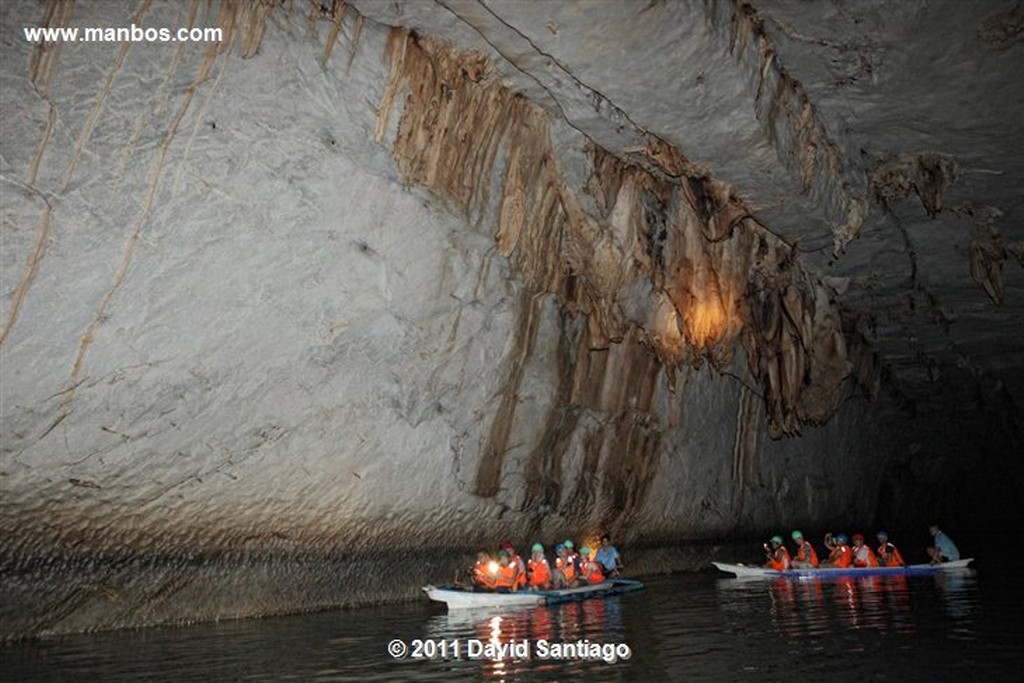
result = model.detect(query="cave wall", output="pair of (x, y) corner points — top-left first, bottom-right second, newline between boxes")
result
(0, 0), (963, 637)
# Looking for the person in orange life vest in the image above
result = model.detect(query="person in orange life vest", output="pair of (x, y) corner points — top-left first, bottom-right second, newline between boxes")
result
(472, 551), (498, 590)
(563, 539), (581, 574)
(493, 550), (520, 591)
(577, 546), (606, 584)
(851, 533), (879, 567)
(790, 530), (819, 568)
(553, 543), (578, 588)
(501, 541), (527, 589)
(824, 533), (854, 567)
(875, 531), (906, 567)
(527, 543), (552, 590)
(763, 535), (791, 571)
(551, 543), (566, 588)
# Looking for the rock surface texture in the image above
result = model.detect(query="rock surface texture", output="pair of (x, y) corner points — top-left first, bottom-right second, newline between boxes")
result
(1, 0), (1021, 637)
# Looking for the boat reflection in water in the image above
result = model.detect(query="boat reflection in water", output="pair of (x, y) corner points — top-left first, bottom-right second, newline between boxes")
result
(423, 597), (628, 679)
(934, 569), (976, 624)
(717, 569), (978, 640)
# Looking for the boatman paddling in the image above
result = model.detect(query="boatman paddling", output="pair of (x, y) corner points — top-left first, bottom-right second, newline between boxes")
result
(927, 525), (961, 564)
(595, 534), (624, 576)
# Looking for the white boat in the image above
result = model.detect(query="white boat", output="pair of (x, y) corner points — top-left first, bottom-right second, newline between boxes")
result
(423, 579), (644, 610)
(712, 558), (975, 579)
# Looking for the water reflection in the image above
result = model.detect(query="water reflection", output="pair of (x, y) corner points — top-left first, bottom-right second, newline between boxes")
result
(422, 597), (631, 679)
(934, 569), (977, 624)
(5, 572), (1017, 682)
(717, 571), (979, 640)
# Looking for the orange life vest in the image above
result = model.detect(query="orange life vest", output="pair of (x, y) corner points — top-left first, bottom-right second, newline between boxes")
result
(566, 551), (580, 573)
(512, 553), (527, 587)
(528, 558), (551, 588)
(877, 542), (905, 567)
(830, 544), (853, 567)
(853, 544), (879, 567)
(473, 561), (496, 589)
(580, 559), (605, 584)
(555, 556), (576, 581)
(494, 563), (517, 589)
(768, 546), (791, 571)
(796, 541), (819, 567)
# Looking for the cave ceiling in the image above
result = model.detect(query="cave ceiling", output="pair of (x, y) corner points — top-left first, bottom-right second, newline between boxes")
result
(353, 0), (1024, 418)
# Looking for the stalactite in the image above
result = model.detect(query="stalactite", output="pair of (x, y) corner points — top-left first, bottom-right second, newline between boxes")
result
(473, 292), (544, 497)
(728, 0), (867, 256)
(318, 0), (347, 66)
(869, 152), (959, 217)
(28, 0), (76, 94)
(605, 417), (662, 522)
(348, 13), (364, 68)
(236, 0), (277, 58)
(976, 2), (1024, 50)
(732, 385), (762, 519)
(955, 203), (1022, 306)
(522, 314), (587, 516)
(375, 26), (858, 450)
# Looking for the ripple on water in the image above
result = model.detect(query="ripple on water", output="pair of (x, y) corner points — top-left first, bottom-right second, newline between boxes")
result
(4, 569), (1024, 681)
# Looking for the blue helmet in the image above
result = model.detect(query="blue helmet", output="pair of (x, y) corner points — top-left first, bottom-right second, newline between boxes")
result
(836, 534), (848, 544)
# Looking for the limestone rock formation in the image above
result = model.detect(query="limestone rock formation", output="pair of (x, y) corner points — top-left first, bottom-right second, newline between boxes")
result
(1, 0), (1022, 637)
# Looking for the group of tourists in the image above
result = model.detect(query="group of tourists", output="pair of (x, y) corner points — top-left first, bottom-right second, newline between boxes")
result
(471, 535), (624, 592)
(763, 525), (961, 571)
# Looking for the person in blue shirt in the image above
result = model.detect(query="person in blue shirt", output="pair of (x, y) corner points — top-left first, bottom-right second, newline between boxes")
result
(594, 534), (623, 576)
(927, 524), (961, 564)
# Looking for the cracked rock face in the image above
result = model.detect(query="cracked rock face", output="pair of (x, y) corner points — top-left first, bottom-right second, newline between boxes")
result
(2, 0), (1023, 636)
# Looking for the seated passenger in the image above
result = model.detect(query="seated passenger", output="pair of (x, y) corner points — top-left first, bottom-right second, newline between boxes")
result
(501, 541), (527, 589)
(790, 530), (819, 568)
(851, 533), (879, 567)
(493, 550), (520, 591)
(876, 531), (906, 567)
(553, 543), (579, 588)
(563, 539), (580, 573)
(472, 551), (497, 590)
(594, 534), (624, 576)
(578, 546), (606, 584)
(527, 543), (552, 590)
(764, 535), (791, 571)
(825, 533), (853, 567)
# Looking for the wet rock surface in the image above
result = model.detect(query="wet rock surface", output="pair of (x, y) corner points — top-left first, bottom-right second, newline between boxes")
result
(1, 0), (1022, 637)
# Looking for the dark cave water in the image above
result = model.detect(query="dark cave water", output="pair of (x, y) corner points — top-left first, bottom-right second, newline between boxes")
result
(4, 566), (1023, 682)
